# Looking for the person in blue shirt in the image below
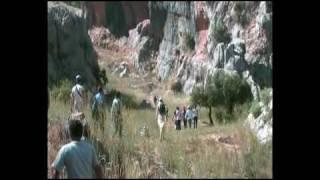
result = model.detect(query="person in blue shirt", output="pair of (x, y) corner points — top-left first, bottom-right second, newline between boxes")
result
(92, 87), (106, 133)
(185, 106), (194, 128)
(51, 120), (103, 178)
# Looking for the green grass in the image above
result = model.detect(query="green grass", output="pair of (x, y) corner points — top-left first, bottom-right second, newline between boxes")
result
(48, 72), (272, 178)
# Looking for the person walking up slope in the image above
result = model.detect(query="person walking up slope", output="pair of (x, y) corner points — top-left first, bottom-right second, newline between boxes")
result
(185, 106), (194, 128)
(111, 92), (123, 138)
(156, 98), (167, 141)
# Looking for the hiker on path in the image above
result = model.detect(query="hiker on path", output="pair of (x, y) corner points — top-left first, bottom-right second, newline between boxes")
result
(185, 106), (194, 128)
(111, 91), (123, 137)
(156, 97), (167, 141)
(173, 107), (183, 130)
(193, 105), (199, 128)
(153, 95), (158, 107)
(51, 120), (103, 179)
(70, 75), (87, 113)
(182, 106), (187, 128)
(92, 87), (106, 133)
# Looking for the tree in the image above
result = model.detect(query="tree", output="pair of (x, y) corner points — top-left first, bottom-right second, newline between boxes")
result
(191, 70), (252, 125)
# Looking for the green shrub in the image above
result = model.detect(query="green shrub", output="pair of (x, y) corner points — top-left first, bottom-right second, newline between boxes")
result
(170, 80), (183, 93)
(106, 89), (138, 109)
(64, 1), (81, 8)
(185, 33), (195, 51)
(250, 101), (262, 118)
(51, 79), (73, 104)
(212, 18), (231, 44)
(260, 88), (272, 105)
(191, 71), (253, 124)
(243, 135), (272, 178)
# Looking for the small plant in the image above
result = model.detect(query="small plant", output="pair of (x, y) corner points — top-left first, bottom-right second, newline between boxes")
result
(250, 101), (262, 118)
(170, 80), (183, 93)
(260, 88), (272, 105)
(243, 134), (272, 178)
(185, 33), (195, 51)
(106, 89), (138, 109)
(212, 18), (231, 44)
(51, 79), (73, 104)
(99, 68), (108, 86)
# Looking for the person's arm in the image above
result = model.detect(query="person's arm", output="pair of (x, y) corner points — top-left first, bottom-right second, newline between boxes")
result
(51, 147), (66, 178)
(95, 164), (103, 178)
(52, 168), (60, 179)
(70, 92), (74, 112)
(92, 147), (103, 178)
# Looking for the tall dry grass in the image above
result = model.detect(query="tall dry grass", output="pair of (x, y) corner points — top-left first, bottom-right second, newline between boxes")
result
(48, 72), (272, 178)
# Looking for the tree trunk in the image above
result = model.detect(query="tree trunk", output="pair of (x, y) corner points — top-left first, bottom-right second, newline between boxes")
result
(208, 106), (214, 126)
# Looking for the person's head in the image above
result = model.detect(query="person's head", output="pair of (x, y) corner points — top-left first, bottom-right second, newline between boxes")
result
(159, 97), (163, 103)
(176, 106), (179, 110)
(98, 87), (103, 93)
(188, 105), (191, 109)
(76, 74), (82, 84)
(115, 91), (120, 99)
(68, 120), (83, 141)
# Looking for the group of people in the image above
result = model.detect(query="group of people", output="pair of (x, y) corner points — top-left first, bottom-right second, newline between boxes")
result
(51, 74), (123, 178)
(154, 96), (200, 142)
(51, 75), (201, 178)
(173, 105), (199, 130)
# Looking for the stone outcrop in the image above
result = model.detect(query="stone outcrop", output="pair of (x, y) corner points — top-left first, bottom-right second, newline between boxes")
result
(48, 2), (99, 88)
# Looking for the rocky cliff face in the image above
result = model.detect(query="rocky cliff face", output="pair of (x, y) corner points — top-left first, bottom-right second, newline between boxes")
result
(60, 1), (272, 143)
(84, 1), (149, 37)
(48, 2), (99, 88)
(149, 1), (272, 98)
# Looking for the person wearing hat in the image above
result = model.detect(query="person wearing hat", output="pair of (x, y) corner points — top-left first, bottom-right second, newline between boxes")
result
(156, 97), (167, 141)
(70, 75), (86, 113)
(185, 105), (194, 128)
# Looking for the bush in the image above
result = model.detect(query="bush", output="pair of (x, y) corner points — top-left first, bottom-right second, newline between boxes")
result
(191, 70), (253, 124)
(51, 79), (73, 104)
(106, 89), (138, 109)
(98, 68), (108, 86)
(260, 88), (272, 105)
(210, 71), (253, 114)
(170, 80), (183, 93)
(244, 135), (272, 178)
(64, 1), (81, 8)
(250, 101), (262, 118)
(212, 18), (231, 44)
(185, 33), (195, 51)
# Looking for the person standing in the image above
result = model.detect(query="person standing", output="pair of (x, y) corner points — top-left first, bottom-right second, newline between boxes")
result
(193, 105), (199, 128)
(156, 98), (167, 141)
(111, 92), (123, 138)
(185, 106), (193, 128)
(70, 75), (87, 113)
(92, 87), (106, 133)
(182, 106), (187, 128)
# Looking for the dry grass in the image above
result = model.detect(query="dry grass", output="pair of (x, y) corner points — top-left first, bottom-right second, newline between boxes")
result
(48, 71), (272, 178)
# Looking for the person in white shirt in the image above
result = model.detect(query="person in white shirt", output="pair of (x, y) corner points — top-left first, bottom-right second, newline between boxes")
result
(111, 91), (122, 137)
(156, 98), (167, 141)
(70, 75), (86, 113)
